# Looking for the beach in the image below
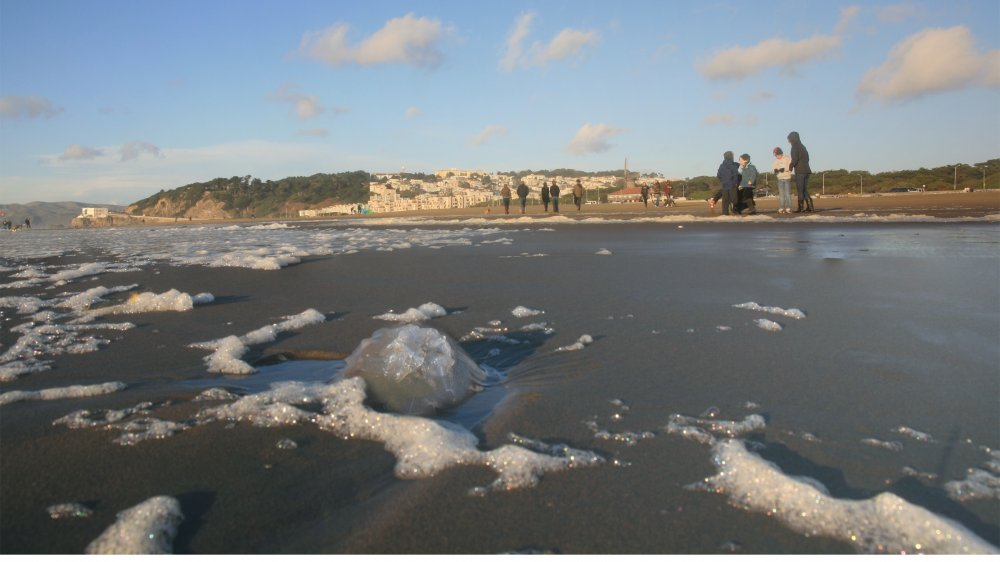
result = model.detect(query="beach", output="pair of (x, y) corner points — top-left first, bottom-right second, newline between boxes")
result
(1, 194), (998, 554)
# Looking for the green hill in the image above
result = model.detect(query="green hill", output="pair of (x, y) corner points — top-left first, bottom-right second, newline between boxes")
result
(127, 171), (370, 219)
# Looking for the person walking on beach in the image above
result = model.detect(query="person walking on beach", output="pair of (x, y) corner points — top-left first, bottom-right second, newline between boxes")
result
(516, 181), (529, 214)
(772, 147), (793, 213)
(737, 154), (758, 215)
(24, 217), (31, 229)
(641, 183), (649, 208)
(550, 181), (560, 213)
(573, 179), (584, 210)
(788, 131), (814, 213)
(501, 184), (512, 215)
(540, 181), (551, 212)
(715, 151), (739, 215)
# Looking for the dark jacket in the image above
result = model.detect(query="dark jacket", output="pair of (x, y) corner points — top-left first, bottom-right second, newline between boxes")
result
(550, 183), (560, 197)
(717, 154), (739, 191)
(788, 132), (811, 175)
(516, 183), (529, 199)
(540, 183), (550, 202)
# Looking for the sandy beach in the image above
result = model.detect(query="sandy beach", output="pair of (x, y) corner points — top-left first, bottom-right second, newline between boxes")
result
(1, 194), (998, 554)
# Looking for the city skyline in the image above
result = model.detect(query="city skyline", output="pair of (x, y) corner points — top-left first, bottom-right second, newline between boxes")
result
(1, 0), (998, 205)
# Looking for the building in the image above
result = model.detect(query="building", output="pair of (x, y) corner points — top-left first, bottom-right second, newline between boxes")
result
(80, 207), (109, 218)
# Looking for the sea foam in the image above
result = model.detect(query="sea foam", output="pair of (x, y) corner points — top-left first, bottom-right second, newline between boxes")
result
(696, 439), (997, 554)
(85, 495), (184, 554)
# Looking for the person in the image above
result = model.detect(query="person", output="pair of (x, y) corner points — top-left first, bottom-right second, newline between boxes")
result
(788, 131), (814, 212)
(24, 217), (31, 229)
(573, 179), (584, 210)
(516, 180), (530, 214)
(540, 181), (551, 212)
(640, 183), (649, 208)
(715, 151), (739, 215)
(663, 181), (674, 207)
(501, 184), (512, 215)
(653, 181), (662, 207)
(736, 153), (758, 215)
(550, 180), (560, 213)
(772, 147), (793, 213)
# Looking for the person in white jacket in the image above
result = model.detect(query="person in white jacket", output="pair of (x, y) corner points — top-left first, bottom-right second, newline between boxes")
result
(771, 147), (793, 213)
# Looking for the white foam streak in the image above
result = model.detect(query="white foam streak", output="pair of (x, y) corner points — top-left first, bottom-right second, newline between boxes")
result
(734, 301), (806, 319)
(87, 289), (213, 317)
(555, 334), (593, 352)
(85, 496), (184, 554)
(373, 302), (447, 322)
(699, 439), (997, 554)
(190, 309), (326, 374)
(0, 381), (126, 406)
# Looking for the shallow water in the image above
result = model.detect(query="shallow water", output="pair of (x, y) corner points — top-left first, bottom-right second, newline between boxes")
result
(1, 220), (998, 554)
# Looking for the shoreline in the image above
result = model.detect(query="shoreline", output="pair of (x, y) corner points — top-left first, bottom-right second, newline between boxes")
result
(31, 190), (1000, 230)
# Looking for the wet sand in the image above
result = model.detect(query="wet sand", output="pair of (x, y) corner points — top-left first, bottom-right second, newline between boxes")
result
(1, 205), (998, 553)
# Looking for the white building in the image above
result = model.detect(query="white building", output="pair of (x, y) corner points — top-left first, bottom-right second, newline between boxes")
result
(80, 207), (109, 218)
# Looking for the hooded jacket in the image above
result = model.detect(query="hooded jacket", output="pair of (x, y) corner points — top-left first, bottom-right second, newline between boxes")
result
(717, 152), (739, 191)
(787, 131), (811, 175)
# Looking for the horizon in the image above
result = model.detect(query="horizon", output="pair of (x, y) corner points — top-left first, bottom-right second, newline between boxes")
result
(2, 0), (998, 206)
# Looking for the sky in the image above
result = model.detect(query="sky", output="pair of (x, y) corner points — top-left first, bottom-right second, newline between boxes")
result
(1, 0), (998, 205)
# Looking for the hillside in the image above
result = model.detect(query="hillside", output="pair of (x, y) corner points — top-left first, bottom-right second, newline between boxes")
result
(0, 201), (125, 229)
(127, 171), (370, 219)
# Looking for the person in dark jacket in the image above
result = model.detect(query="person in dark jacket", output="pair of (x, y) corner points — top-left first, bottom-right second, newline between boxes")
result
(550, 181), (560, 213)
(516, 181), (530, 214)
(540, 181), (551, 212)
(715, 151), (739, 216)
(788, 131), (814, 213)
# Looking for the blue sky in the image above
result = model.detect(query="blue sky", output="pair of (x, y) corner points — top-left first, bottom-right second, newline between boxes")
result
(1, 0), (998, 204)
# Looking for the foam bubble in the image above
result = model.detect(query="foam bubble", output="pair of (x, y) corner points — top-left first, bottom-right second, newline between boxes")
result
(754, 318), (783, 332)
(85, 495), (184, 554)
(511, 305), (544, 318)
(340, 325), (486, 415)
(47, 502), (94, 520)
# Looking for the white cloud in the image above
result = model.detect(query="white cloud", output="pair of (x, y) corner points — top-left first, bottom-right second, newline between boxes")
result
(703, 114), (758, 127)
(0, 95), (63, 119)
(298, 128), (330, 138)
(566, 123), (623, 155)
(120, 141), (161, 162)
(878, 3), (920, 23)
(835, 5), (861, 34)
(470, 125), (509, 146)
(269, 85), (326, 120)
(500, 12), (600, 71)
(405, 106), (423, 119)
(699, 34), (842, 80)
(540, 28), (600, 64)
(298, 14), (446, 68)
(58, 144), (103, 161)
(501, 12), (535, 72)
(857, 26), (1000, 104)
